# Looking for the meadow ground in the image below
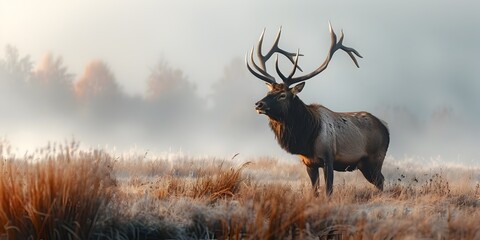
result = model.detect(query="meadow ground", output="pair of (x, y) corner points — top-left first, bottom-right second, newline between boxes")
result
(1, 142), (479, 239)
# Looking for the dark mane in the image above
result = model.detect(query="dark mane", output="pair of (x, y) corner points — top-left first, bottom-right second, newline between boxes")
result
(269, 98), (320, 158)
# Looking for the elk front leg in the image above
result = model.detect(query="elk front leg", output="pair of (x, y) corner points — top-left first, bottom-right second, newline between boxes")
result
(306, 166), (319, 197)
(323, 156), (334, 196)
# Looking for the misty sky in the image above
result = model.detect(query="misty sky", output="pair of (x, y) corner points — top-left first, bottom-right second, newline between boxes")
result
(1, 0), (479, 163)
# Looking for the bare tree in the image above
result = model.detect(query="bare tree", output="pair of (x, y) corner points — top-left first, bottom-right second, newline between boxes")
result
(0, 45), (33, 84)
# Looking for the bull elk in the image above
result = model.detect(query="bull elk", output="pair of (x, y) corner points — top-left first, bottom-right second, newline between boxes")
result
(245, 23), (390, 196)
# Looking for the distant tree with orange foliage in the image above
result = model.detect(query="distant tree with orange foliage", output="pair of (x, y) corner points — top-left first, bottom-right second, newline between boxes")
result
(29, 53), (75, 112)
(146, 59), (197, 103)
(74, 60), (120, 100)
(32, 53), (73, 85)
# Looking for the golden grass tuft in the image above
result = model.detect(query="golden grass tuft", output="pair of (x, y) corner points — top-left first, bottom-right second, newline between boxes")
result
(0, 143), (115, 239)
(192, 161), (250, 202)
(147, 160), (250, 202)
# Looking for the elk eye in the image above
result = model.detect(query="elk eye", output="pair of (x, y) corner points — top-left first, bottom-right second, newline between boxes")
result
(278, 93), (287, 100)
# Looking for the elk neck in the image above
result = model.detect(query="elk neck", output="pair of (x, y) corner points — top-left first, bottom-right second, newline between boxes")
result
(268, 97), (320, 158)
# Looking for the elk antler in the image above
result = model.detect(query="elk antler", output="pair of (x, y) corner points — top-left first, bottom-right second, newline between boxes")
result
(245, 27), (303, 84)
(278, 22), (363, 87)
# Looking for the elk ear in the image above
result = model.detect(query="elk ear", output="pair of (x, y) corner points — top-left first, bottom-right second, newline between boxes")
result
(266, 83), (274, 91)
(291, 82), (305, 95)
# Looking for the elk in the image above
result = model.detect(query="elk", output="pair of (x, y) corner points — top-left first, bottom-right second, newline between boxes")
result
(245, 23), (390, 196)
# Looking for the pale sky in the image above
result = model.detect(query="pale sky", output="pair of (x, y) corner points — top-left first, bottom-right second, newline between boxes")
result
(1, 0), (479, 161)
(4, 0), (477, 97)
(1, 1), (477, 99)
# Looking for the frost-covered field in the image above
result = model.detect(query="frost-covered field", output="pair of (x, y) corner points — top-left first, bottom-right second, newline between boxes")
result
(1, 143), (479, 239)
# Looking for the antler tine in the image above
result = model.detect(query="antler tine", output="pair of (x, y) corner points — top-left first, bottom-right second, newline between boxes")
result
(249, 47), (276, 81)
(276, 49), (300, 83)
(245, 50), (276, 84)
(275, 54), (288, 81)
(277, 49), (304, 86)
(283, 22), (363, 87)
(246, 27), (304, 85)
(259, 27), (303, 72)
(287, 49), (301, 79)
(263, 27), (282, 60)
(338, 30), (363, 68)
(256, 28), (267, 71)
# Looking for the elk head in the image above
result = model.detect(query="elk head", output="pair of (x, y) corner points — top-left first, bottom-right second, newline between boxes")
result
(246, 23), (362, 121)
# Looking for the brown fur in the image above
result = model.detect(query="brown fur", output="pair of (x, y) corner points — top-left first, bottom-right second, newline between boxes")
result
(269, 99), (320, 158)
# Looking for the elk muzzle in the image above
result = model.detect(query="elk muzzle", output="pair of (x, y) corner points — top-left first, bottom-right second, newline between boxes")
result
(255, 101), (269, 114)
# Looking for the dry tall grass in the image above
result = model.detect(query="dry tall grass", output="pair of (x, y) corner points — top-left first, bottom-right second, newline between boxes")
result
(1, 142), (479, 239)
(0, 142), (115, 239)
